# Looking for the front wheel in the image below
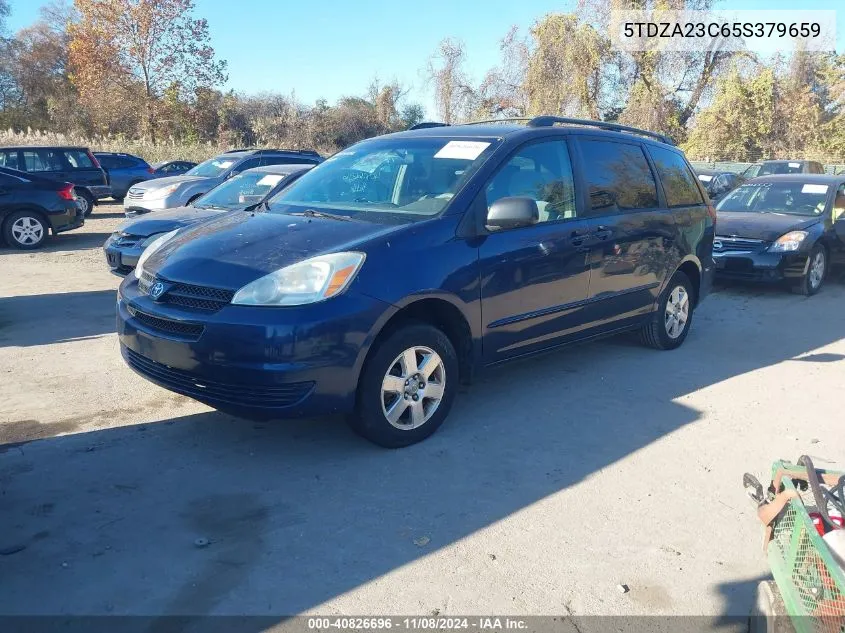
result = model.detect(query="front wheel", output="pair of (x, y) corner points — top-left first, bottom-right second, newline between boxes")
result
(640, 270), (694, 350)
(350, 323), (458, 448)
(792, 244), (826, 296)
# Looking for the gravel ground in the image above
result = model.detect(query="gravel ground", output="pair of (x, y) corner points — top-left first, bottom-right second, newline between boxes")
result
(1, 204), (844, 625)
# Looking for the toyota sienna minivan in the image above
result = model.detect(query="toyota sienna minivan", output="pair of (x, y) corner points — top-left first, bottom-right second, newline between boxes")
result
(117, 117), (715, 447)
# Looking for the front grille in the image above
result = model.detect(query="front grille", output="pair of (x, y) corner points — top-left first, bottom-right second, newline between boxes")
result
(123, 347), (315, 408)
(126, 189), (144, 200)
(115, 234), (143, 248)
(126, 305), (204, 340)
(714, 236), (768, 253)
(166, 282), (234, 311)
(139, 273), (233, 312)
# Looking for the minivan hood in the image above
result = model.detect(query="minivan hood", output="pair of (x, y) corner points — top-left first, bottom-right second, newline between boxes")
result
(146, 209), (406, 290)
(133, 175), (207, 191)
(119, 207), (223, 238)
(716, 211), (821, 241)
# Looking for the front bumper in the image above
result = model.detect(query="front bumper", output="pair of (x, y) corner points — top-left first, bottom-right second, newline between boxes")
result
(713, 249), (808, 282)
(103, 235), (142, 276)
(123, 192), (187, 216)
(117, 274), (391, 418)
(49, 202), (85, 234)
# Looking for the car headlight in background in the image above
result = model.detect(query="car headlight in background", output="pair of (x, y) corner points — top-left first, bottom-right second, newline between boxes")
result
(146, 183), (182, 200)
(135, 229), (179, 278)
(768, 231), (808, 252)
(232, 252), (366, 306)
(140, 232), (166, 247)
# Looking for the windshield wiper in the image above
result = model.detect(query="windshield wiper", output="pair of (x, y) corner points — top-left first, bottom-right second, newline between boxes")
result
(291, 208), (354, 222)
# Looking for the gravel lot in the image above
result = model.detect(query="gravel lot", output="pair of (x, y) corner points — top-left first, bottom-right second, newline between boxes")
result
(2, 203), (844, 624)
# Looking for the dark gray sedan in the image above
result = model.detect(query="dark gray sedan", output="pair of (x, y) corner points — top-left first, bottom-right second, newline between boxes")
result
(104, 164), (312, 275)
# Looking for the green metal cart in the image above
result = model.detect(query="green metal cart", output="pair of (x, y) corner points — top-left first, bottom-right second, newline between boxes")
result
(747, 458), (845, 633)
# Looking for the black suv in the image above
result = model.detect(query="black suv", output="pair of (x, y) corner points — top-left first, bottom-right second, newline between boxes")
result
(117, 116), (715, 447)
(0, 146), (109, 216)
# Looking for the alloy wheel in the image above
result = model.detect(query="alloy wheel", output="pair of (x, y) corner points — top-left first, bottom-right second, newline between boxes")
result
(77, 193), (89, 215)
(664, 285), (689, 340)
(11, 216), (44, 246)
(381, 346), (446, 430)
(809, 250), (825, 289)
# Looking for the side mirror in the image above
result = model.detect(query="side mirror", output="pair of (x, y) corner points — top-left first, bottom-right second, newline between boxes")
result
(485, 196), (539, 231)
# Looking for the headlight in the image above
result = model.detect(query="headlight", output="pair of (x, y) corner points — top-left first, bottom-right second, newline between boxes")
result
(140, 232), (166, 247)
(232, 252), (366, 306)
(146, 183), (182, 200)
(769, 231), (808, 252)
(135, 229), (179, 278)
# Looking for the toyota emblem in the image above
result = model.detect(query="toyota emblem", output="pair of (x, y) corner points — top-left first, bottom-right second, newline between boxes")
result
(149, 281), (166, 300)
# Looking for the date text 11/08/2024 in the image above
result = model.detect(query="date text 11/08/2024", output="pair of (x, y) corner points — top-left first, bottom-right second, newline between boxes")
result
(306, 617), (529, 630)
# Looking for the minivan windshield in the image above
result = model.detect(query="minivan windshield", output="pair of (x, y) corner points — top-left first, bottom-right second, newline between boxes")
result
(717, 182), (829, 216)
(186, 157), (236, 178)
(193, 171), (291, 210)
(267, 137), (500, 219)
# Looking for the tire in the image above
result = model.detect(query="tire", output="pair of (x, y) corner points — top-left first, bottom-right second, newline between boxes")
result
(640, 270), (694, 350)
(792, 244), (826, 296)
(748, 581), (793, 633)
(350, 322), (459, 448)
(3, 210), (49, 250)
(75, 189), (95, 217)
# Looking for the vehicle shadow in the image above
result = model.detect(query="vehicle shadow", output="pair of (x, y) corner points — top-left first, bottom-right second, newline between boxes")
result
(0, 231), (111, 254)
(89, 211), (126, 220)
(0, 289), (116, 348)
(1, 285), (844, 621)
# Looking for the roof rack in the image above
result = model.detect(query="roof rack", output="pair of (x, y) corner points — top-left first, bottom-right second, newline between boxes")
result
(224, 148), (321, 156)
(463, 117), (533, 126)
(409, 122), (450, 130)
(527, 116), (674, 145)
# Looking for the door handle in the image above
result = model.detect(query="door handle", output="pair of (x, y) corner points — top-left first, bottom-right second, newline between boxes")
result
(569, 229), (589, 246)
(593, 225), (613, 241)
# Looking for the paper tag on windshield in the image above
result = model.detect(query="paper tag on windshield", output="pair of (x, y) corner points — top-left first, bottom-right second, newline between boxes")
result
(434, 141), (490, 160)
(789, 162), (801, 168)
(257, 174), (283, 187)
(802, 184), (828, 194)
(698, 174), (713, 182)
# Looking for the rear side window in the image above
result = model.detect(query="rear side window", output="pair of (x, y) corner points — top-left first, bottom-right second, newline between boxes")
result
(0, 150), (20, 170)
(579, 140), (658, 213)
(23, 149), (64, 172)
(63, 149), (94, 169)
(96, 155), (118, 169)
(648, 146), (703, 207)
(115, 156), (140, 169)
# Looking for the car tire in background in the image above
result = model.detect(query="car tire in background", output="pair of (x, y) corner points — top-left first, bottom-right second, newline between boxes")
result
(350, 322), (459, 448)
(3, 209), (48, 250)
(75, 188), (95, 217)
(640, 270), (694, 351)
(792, 243), (826, 297)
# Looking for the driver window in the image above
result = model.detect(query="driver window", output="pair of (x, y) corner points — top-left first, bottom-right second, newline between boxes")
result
(834, 185), (845, 222)
(485, 140), (576, 223)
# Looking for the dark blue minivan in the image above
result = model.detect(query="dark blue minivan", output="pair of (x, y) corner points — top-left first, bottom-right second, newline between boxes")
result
(117, 117), (715, 447)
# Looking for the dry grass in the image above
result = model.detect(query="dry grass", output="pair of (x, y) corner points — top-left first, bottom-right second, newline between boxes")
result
(0, 129), (228, 164)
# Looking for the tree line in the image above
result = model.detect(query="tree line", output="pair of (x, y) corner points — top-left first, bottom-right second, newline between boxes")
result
(0, 0), (842, 162)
